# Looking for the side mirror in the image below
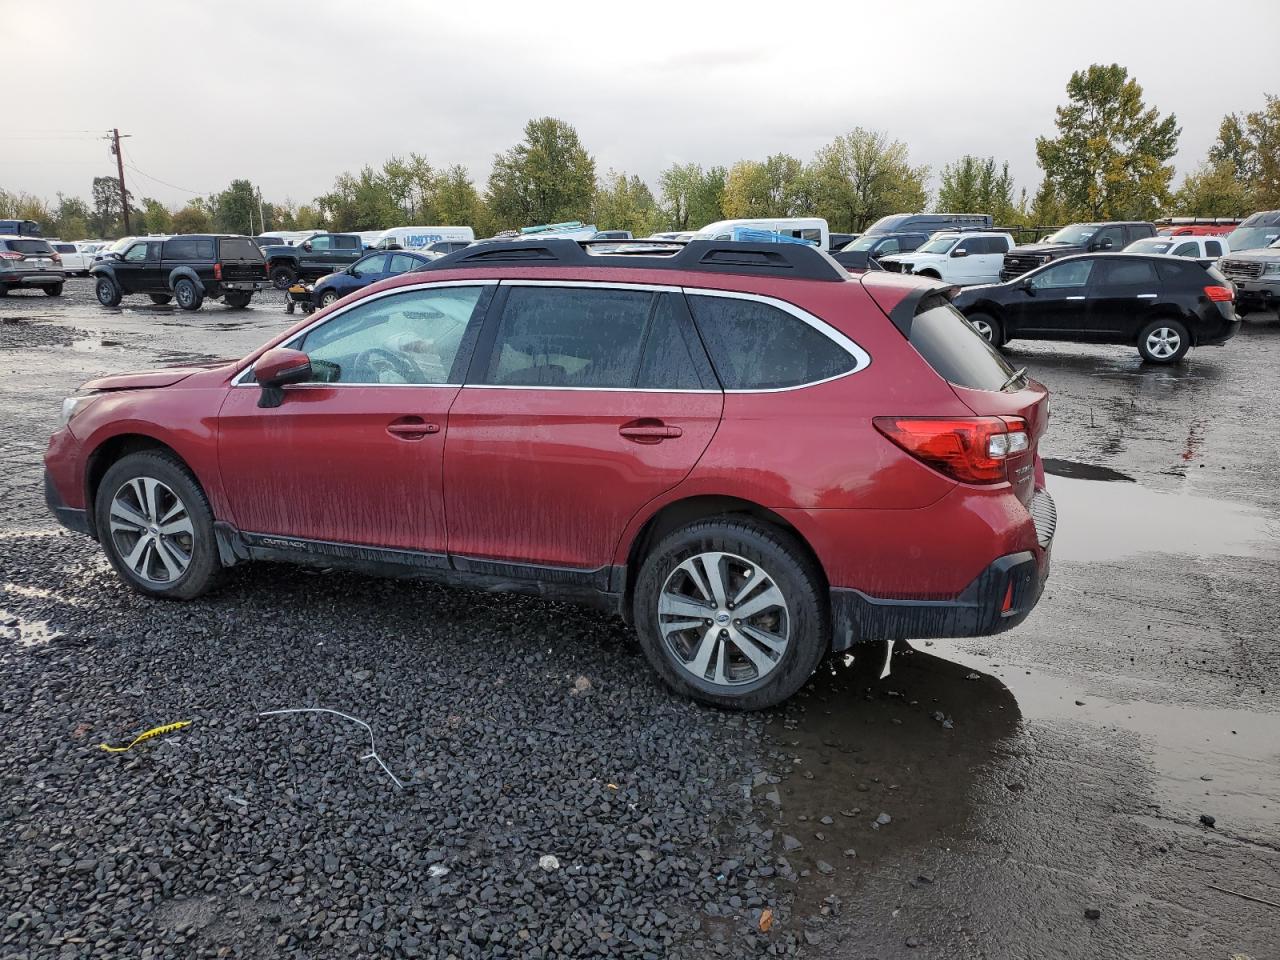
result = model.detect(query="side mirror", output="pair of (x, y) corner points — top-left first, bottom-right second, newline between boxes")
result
(253, 347), (312, 408)
(1019, 279), (1036, 295)
(952, 248), (968, 258)
(301, 241), (313, 252)
(1090, 239), (1113, 251)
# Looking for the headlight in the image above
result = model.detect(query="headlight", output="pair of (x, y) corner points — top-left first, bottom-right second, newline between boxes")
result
(57, 394), (96, 430)
(1263, 262), (1280, 275)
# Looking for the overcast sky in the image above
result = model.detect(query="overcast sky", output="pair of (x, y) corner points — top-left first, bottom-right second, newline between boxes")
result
(6, 1), (1278, 212)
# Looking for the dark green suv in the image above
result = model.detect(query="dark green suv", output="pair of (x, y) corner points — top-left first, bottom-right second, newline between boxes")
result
(90, 234), (268, 311)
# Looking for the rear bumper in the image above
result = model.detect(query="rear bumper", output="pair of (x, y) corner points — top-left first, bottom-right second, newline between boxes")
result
(2, 272), (63, 286)
(44, 470), (91, 537)
(828, 486), (1055, 650)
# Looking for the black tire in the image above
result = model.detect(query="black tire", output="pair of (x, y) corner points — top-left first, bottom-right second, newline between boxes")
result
(94, 451), (224, 600)
(148, 293), (173, 305)
(95, 276), (122, 307)
(270, 265), (296, 290)
(223, 291), (252, 309)
(1137, 317), (1190, 364)
(44, 284), (64, 297)
(318, 289), (339, 307)
(967, 311), (1003, 346)
(174, 278), (203, 311)
(632, 517), (829, 710)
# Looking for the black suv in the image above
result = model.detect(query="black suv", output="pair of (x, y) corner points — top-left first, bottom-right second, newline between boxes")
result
(91, 235), (267, 311)
(1000, 221), (1156, 280)
(261, 233), (364, 288)
(952, 253), (1238, 363)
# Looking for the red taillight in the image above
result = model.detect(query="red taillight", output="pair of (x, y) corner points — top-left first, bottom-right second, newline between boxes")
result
(1204, 285), (1233, 302)
(873, 416), (1030, 485)
(0, 252), (23, 260)
(213, 263), (222, 281)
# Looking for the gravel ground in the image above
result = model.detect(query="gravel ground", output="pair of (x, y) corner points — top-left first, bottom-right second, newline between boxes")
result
(2, 281), (1279, 959)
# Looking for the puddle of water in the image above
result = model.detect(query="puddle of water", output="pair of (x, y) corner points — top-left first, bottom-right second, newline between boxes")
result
(1043, 458), (1134, 482)
(930, 641), (1280, 839)
(1048, 475), (1272, 562)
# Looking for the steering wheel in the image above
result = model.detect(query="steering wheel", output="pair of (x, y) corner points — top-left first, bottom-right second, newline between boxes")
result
(353, 347), (424, 384)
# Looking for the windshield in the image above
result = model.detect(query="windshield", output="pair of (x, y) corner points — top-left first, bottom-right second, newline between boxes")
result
(109, 237), (135, 252)
(1224, 227), (1280, 252)
(1046, 225), (1097, 245)
(1126, 239), (1173, 255)
(917, 236), (958, 255)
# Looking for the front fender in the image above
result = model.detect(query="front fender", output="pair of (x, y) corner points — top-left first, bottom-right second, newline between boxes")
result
(89, 264), (115, 282)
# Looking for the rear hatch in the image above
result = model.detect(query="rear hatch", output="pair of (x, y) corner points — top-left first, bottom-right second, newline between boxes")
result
(888, 289), (1049, 508)
(2, 238), (57, 273)
(217, 237), (267, 281)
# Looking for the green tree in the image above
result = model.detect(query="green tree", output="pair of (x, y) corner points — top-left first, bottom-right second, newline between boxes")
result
(592, 170), (663, 235)
(316, 166), (400, 231)
(936, 156), (1018, 222)
(1035, 64), (1180, 220)
(1170, 161), (1252, 217)
(90, 176), (125, 237)
(171, 204), (212, 234)
(433, 165), (490, 233)
(51, 194), (90, 239)
(210, 179), (268, 234)
(486, 117), (596, 229)
(807, 128), (928, 232)
(1207, 95), (1280, 210)
(721, 154), (807, 218)
(140, 197), (173, 235)
(658, 162), (726, 230)
(293, 204), (324, 230)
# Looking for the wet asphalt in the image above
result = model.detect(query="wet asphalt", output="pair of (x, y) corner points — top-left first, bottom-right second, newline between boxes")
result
(1, 280), (1278, 959)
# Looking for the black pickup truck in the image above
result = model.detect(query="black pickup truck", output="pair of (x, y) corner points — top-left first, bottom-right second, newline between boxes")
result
(90, 234), (267, 311)
(261, 233), (364, 289)
(1000, 221), (1156, 280)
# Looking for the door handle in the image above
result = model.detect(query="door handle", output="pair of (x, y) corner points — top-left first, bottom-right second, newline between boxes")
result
(619, 420), (683, 443)
(386, 418), (440, 440)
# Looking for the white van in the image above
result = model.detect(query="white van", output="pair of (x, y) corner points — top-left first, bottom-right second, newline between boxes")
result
(374, 226), (475, 252)
(692, 217), (829, 251)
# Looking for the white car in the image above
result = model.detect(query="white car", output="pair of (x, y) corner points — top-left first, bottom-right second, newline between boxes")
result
(1124, 235), (1229, 266)
(48, 241), (93, 276)
(692, 217), (829, 251)
(878, 232), (1015, 285)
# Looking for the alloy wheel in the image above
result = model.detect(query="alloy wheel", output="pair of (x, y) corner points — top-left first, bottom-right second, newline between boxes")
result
(108, 477), (194, 584)
(971, 318), (995, 342)
(658, 551), (790, 687)
(1146, 327), (1180, 359)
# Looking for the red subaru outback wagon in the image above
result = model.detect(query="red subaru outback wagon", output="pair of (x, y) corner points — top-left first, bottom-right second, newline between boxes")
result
(44, 239), (1055, 709)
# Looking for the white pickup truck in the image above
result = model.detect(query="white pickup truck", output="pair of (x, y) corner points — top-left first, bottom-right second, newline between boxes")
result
(877, 231), (1014, 285)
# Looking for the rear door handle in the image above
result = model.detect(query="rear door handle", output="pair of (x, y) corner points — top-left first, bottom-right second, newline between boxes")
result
(619, 421), (683, 443)
(386, 417), (440, 440)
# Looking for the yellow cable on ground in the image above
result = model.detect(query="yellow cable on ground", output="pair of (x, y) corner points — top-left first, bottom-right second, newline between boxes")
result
(98, 720), (192, 753)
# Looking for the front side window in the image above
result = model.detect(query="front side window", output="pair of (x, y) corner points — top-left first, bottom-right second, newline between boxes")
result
(1045, 225), (1097, 246)
(309, 235), (332, 251)
(483, 287), (652, 388)
(876, 238), (901, 255)
(1172, 242), (1199, 258)
(1028, 259), (1093, 289)
(1093, 227), (1123, 249)
(299, 285), (486, 385)
(123, 243), (148, 263)
(688, 294), (857, 390)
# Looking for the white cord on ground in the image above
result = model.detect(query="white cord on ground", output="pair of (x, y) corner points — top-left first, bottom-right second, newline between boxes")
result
(259, 707), (406, 789)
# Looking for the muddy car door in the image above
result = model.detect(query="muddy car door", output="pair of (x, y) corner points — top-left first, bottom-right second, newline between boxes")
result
(215, 283), (493, 554)
(443, 284), (723, 574)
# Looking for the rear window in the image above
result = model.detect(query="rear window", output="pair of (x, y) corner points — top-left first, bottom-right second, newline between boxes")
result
(54, 243), (77, 254)
(909, 297), (1018, 392)
(5, 239), (53, 255)
(219, 237), (264, 261)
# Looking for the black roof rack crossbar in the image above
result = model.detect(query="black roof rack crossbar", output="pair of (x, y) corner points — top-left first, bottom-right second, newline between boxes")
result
(426, 238), (847, 281)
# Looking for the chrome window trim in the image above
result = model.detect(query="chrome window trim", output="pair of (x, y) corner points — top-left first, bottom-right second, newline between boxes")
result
(682, 287), (872, 393)
(231, 279), (494, 387)
(498, 278), (683, 293)
(464, 385), (719, 394)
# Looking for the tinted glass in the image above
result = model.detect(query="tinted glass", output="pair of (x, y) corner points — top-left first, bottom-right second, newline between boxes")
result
(689, 295), (855, 390)
(1154, 259), (1203, 285)
(484, 287), (651, 388)
(1172, 242), (1198, 258)
(992, 236), (1011, 253)
(910, 298), (1018, 392)
(351, 254), (387, 276)
(1205, 240), (1223, 257)
(1028, 259), (1093, 289)
(219, 237), (263, 261)
(876, 238), (901, 255)
(54, 243), (77, 253)
(164, 238), (194, 259)
(388, 253), (421, 273)
(636, 294), (705, 390)
(1094, 227), (1123, 248)
(333, 235), (360, 250)
(1097, 260), (1157, 286)
(300, 286), (485, 384)
(7, 239), (53, 255)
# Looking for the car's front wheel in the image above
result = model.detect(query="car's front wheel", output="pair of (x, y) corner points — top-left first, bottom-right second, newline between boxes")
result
(633, 518), (828, 710)
(318, 288), (339, 307)
(95, 277), (122, 307)
(94, 452), (223, 600)
(1137, 318), (1190, 364)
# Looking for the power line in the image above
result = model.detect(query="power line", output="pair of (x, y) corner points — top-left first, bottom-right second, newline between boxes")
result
(121, 145), (207, 196)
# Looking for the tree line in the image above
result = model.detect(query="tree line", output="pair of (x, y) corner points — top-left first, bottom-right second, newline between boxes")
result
(2, 66), (1276, 241)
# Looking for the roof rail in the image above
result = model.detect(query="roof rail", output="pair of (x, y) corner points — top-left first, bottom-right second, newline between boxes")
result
(426, 238), (847, 282)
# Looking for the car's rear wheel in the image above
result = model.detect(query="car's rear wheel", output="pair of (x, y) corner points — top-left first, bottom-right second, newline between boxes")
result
(319, 289), (339, 307)
(43, 284), (63, 297)
(967, 311), (1003, 346)
(223, 291), (252, 309)
(1137, 318), (1190, 364)
(95, 277), (122, 307)
(174, 278), (203, 311)
(94, 452), (223, 600)
(633, 518), (828, 710)
(148, 293), (173, 305)
(270, 265), (296, 289)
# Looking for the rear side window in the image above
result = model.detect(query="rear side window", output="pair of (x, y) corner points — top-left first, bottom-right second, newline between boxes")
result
(333, 235), (360, 250)
(219, 237), (263, 261)
(910, 298), (1018, 392)
(6, 239), (53, 255)
(636, 294), (707, 390)
(483, 287), (652, 388)
(1097, 260), (1158, 286)
(1155, 259), (1207, 284)
(1205, 240), (1223, 257)
(164, 238), (216, 259)
(688, 294), (856, 390)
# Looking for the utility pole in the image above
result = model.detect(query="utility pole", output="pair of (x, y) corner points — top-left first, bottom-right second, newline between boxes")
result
(108, 128), (132, 234)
